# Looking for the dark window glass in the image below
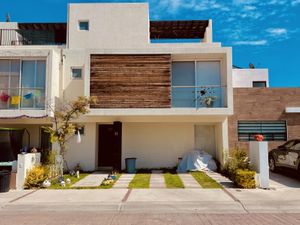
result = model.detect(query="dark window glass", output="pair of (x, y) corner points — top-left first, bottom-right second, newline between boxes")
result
(79, 21), (89, 31)
(253, 81), (266, 87)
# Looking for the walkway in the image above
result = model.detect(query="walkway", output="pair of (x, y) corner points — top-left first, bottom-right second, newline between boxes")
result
(113, 174), (135, 189)
(150, 170), (165, 188)
(72, 172), (108, 187)
(178, 173), (201, 188)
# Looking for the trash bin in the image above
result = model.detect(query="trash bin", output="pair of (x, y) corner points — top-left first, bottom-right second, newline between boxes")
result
(125, 158), (137, 174)
(0, 170), (11, 193)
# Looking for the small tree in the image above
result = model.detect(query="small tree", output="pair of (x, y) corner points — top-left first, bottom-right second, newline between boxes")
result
(43, 96), (96, 174)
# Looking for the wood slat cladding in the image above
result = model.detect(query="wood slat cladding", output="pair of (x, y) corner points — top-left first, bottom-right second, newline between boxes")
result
(90, 54), (171, 108)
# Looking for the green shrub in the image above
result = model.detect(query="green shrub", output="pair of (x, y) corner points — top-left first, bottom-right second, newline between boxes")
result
(222, 148), (251, 180)
(24, 166), (49, 189)
(41, 149), (57, 165)
(234, 169), (256, 189)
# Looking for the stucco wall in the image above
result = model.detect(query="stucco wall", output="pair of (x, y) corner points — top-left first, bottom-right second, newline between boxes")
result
(68, 3), (149, 49)
(232, 69), (269, 88)
(229, 88), (300, 152)
(64, 123), (97, 171)
(122, 123), (195, 169)
(195, 125), (216, 157)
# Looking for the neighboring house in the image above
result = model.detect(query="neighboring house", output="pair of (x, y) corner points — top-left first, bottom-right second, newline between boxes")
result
(2, 3), (297, 172)
(230, 66), (300, 152)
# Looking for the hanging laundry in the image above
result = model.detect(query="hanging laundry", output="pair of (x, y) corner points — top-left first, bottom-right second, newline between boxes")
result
(23, 92), (33, 99)
(0, 93), (9, 102)
(11, 96), (21, 105)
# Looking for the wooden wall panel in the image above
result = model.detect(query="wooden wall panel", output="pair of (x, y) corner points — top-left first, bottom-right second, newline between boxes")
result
(90, 54), (171, 108)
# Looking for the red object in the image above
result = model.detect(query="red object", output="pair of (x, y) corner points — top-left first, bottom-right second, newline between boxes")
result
(0, 93), (9, 102)
(254, 134), (264, 141)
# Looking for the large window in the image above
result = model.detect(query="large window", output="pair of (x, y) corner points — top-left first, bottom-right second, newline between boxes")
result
(0, 59), (46, 109)
(238, 121), (287, 141)
(171, 61), (223, 108)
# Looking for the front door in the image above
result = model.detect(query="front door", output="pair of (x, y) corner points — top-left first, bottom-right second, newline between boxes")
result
(98, 122), (122, 170)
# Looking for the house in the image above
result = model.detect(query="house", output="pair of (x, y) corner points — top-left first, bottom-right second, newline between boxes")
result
(1, 3), (298, 172)
(230, 67), (300, 152)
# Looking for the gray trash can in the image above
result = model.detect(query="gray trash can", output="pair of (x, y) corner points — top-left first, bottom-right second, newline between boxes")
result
(125, 158), (137, 174)
(0, 170), (11, 193)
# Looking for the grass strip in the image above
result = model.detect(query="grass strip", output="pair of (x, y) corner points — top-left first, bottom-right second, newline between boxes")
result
(190, 171), (222, 189)
(164, 173), (184, 188)
(128, 173), (151, 189)
(48, 173), (89, 189)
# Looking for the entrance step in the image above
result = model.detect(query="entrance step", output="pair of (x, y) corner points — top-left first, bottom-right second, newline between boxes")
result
(150, 170), (165, 188)
(178, 173), (201, 188)
(72, 172), (108, 187)
(113, 174), (135, 188)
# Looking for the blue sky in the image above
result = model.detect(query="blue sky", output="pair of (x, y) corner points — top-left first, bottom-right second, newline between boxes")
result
(1, 0), (299, 87)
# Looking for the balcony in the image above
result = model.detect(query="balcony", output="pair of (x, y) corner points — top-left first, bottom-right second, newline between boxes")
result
(172, 85), (226, 108)
(0, 23), (66, 46)
(0, 87), (45, 110)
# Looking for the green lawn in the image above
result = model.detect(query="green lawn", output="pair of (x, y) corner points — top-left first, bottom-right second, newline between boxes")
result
(164, 173), (184, 188)
(190, 171), (222, 189)
(128, 173), (151, 189)
(48, 173), (89, 189)
(99, 174), (121, 189)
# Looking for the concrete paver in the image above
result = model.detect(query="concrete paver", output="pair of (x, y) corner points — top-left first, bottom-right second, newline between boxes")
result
(72, 172), (108, 187)
(150, 171), (165, 188)
(205, 171), (235, 188)
(178, 173), (201, 188)
(113, 174), (135, 188)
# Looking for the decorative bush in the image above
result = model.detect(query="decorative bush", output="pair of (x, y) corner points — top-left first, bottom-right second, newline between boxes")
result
(222, 148), (256, 188)
(24, 166), (49, 189)
(234, 169), (256, 189)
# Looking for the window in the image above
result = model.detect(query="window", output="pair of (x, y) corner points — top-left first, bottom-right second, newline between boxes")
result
(71, 68), (83, 79)
(171, 61), (222, 108)
(0, 59), (46, 110)
(253, 81), (266, 87)
(238, 121), (287, 141)
(79, 21), (89, 31)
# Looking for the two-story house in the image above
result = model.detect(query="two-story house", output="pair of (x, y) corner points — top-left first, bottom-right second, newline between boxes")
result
(0, 3), (233, 171)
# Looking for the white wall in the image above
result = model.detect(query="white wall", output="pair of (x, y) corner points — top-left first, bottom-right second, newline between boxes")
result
(122, 123), (195, 169)
(64, 123), (97, 171)
(195, 125), (216, 157)
(233, 69), (269, 87)
(68, 3), (150, 49)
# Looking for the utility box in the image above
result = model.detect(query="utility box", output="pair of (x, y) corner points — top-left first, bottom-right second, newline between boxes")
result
(249, 141), (269, 189)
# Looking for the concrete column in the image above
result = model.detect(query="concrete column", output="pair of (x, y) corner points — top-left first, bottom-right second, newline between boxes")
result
(203, 19), (213, 43)
(16, 153), (41, 190)
(249, 141), (269, 189)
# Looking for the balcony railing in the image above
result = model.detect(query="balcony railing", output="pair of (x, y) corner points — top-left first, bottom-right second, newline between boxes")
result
(171, 85), (227, 108)
(0, 29), (66, 46)
(0, 87), (45, 110)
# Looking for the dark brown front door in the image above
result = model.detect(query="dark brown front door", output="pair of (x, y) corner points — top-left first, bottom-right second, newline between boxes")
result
(98, 122), (122, 170)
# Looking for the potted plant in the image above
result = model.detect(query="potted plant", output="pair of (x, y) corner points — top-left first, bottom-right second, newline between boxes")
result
(202, 96), (217, 107)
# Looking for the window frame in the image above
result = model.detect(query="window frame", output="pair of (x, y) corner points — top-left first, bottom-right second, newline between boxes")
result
(237, 120), (287, 142)
(78, 21), (89, 31)
(252, 81), (267, 88)
(71, 67), (83, 80)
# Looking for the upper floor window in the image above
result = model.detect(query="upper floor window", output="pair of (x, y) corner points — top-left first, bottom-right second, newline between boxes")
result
(253, 81), (266, 87)
(171, 61), (224, 108)
(0, 59), (46, 110)
(238, 121), (287, 141)
(79, 21), (89, 31)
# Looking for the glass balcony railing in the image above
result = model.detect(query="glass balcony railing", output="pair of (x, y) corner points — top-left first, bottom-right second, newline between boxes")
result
(171, 85), (227, 108)
(0, 87), (46, 110)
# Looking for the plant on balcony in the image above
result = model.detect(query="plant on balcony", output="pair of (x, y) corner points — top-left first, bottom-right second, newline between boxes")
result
(42, 96), (96, 176)
(202, 96), (217, 107)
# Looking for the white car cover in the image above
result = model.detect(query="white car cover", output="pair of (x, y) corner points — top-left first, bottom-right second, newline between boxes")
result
(177, 150), (217, 173)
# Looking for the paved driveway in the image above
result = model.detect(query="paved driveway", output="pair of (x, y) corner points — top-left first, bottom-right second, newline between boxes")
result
(269, 171), (300, 189)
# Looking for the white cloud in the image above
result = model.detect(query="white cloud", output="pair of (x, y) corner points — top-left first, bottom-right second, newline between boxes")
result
(233, 40), (268, 45)
(292, 0), (300, 6)
(266, 28), (287, 36)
